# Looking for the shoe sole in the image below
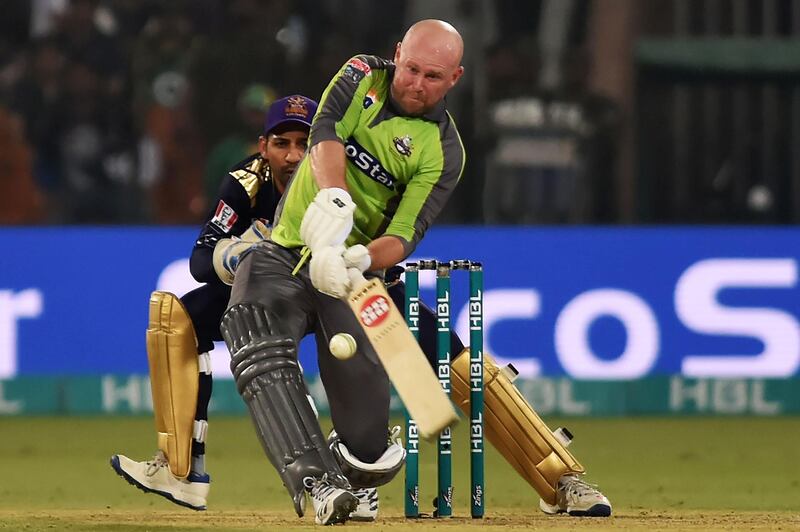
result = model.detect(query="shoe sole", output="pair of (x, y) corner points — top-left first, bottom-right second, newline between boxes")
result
(318, 493), (358, 525)
(568, 504), (612, 517)
(349, 514), (377, 522)
(109, 456), (206, 511)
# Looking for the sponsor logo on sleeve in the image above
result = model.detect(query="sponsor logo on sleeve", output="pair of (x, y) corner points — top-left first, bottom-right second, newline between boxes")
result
(211, 200), (239, 232)
(363, 88), (378, 109)
(344, 137), (396, 190)
(342, 58), (372, 84)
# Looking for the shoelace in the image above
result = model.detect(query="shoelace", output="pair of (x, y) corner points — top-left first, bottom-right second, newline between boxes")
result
(145, 451), (168, 477)
(311, 474), (338, 501)
(354, 488), (377, 503)
(560, 475), (601, 500)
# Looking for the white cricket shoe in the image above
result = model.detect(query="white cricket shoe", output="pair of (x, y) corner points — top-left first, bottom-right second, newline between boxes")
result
(539, 474), (612, 517)
(110, 452), (210, 511)
(350, 487), (378, 521)
(309, 474), (358, 525)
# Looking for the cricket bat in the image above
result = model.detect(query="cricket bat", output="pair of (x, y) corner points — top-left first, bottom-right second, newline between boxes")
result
(347, 272), (459, 440)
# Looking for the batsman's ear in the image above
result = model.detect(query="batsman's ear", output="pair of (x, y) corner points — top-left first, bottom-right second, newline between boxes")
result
(451, 65), (464, 87)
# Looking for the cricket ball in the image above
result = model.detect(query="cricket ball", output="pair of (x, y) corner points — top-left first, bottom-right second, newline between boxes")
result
(329, 333), (357, 360)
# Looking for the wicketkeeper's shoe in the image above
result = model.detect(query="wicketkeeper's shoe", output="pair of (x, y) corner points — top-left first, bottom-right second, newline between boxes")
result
(350, 487), (378, 521)
(309, 474), (358, 526)
(539, 474), (612, 517)
(110, 452), (210, 511)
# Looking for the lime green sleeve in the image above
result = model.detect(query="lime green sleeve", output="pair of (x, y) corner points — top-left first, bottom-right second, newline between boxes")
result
(310, 56), (382, 147)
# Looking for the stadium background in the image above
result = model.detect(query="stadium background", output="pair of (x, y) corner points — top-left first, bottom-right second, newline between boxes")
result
(1, 1), (798, 530)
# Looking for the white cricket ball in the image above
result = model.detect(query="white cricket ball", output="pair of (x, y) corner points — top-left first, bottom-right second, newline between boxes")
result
(329, 333), (357, 360)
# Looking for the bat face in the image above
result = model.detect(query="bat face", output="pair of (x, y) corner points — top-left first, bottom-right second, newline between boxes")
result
(348, 278), (459, 440)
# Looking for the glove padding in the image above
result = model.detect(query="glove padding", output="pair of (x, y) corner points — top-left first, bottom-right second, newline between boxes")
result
(300, 188), (355, 252)
(240, 219), (271, 243)
(212, 220), (271, 285)
(309, 245), (351, 299)
(342, 244), (371, 273)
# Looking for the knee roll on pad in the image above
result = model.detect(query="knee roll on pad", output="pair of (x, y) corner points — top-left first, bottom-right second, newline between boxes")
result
(328, 429), (406, 488)
(221, 303), (349, 517)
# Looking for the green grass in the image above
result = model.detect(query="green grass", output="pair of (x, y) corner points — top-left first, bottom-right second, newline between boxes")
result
(0, 416), (798, 530)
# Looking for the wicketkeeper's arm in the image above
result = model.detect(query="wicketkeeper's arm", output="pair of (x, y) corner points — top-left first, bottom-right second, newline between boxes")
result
(212, 220), (270, 285)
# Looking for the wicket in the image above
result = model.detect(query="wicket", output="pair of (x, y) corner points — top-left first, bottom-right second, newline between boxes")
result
(403, 259), (484, 518)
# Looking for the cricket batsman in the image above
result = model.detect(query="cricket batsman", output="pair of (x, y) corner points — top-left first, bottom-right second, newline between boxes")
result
(218, 19), (468, 526)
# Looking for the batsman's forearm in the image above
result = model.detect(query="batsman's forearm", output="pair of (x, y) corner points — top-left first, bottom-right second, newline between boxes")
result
(367, 236), (406, 270)
(310, 140), (347, 189)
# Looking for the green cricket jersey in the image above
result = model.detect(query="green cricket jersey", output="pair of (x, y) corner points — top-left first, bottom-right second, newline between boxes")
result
(271, 55), (465, 256)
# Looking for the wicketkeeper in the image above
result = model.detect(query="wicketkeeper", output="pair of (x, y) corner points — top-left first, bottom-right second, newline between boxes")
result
(109, 94), (321, 510)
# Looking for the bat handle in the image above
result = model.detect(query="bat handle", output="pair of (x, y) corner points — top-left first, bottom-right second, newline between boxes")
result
(347, 268), (369, 293)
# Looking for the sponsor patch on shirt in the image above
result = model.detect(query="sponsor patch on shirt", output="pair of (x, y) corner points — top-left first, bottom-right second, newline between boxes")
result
(211, 200), (239, 232)
(344, 137), (396, 190)
(343, 58), (371, 84)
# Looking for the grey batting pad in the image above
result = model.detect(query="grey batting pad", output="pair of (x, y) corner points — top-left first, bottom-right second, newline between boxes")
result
(221, 303), (349, 517)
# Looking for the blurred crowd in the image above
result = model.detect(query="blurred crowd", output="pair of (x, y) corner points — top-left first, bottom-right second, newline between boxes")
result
(0, 0), (616, 225)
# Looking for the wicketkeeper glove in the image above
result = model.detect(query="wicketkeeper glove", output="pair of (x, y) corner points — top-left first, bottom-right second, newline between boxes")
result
(299, 187), (356, 252)
(212, 220), (271, 285)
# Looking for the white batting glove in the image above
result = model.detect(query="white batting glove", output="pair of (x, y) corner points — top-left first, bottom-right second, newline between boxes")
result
(342, 244), (371, 273)
(300, 188), (355, 252)
(309, 245), (351, 298)
(347, 267), (369, 292)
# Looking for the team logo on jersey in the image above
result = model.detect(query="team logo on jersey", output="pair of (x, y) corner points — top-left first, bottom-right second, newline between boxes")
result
(284, 96), (310, 119)
(211, 200), (238, 232)
(344, 137), (396, 190)
(363, 89), (378, 109)
(393, 135), (413, 157)
(343, 58), (371, 84)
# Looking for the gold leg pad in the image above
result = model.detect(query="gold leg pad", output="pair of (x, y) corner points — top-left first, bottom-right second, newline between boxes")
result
(146, 291), (199, 479)
(451, 349), (584, 505)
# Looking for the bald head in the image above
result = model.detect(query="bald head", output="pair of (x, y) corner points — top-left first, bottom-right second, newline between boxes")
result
(401, 19), (464, 68)
(391, 19), (465, 116)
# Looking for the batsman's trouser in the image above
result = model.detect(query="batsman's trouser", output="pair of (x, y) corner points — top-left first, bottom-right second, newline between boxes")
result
(229, 241), (391, 463)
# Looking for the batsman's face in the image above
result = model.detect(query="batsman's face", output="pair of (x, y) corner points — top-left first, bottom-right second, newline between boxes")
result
(391, 41), (463, 116)
(259, 128), (309, 192)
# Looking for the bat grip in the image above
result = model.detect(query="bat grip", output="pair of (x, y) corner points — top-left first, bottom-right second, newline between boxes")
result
(347, 268), (369, 293)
